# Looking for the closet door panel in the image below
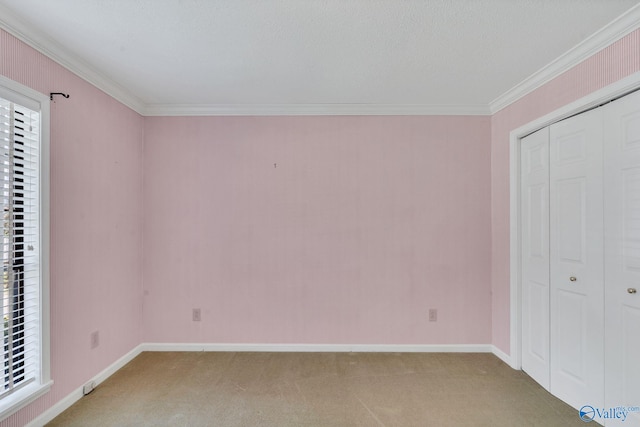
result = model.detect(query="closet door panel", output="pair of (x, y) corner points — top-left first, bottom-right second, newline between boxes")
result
(521, 128), (550, 389)
(604, 89), (640, 427)
(556, 178), (586, 262)
(549, 107), (604, 411)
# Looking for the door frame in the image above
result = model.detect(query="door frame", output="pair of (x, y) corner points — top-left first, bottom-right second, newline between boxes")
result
(508, 71), (640, 370)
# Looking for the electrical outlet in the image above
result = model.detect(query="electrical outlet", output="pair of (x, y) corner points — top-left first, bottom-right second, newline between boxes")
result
(428, 309), (438, 322)
(83, 381), (96, 395)
(90, 331), (100, 349)
(192, 308), (201, 322)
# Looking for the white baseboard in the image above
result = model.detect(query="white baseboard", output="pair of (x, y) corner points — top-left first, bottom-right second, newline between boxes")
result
(25, 342), (514, 426)
(141, 342), (494, 353)
(26, 344), (144, 427)
(491, 345), (514, 368)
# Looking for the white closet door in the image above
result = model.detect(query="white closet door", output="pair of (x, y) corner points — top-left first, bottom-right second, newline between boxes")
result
(549, 107), (604, 411)
(521, 127), (550, 390)
(604, 89), (640, 427)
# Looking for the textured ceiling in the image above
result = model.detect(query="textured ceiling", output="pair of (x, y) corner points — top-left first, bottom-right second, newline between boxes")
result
(0, 0), (639, 114)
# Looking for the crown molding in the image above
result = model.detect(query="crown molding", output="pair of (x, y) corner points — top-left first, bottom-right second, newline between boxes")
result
(2, 2), (638, 117)
(141, 103), (491, 116)
(0, 3), (146, 115)
(0, 3), (487, 117)
(489, 3), (640, 114)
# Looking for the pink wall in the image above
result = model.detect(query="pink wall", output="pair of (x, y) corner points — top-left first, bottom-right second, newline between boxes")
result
(490, 29), (640, 354)
(3, 11), (637, 425)
(1, 30), (144, 427)
(143, 116), (492, 345)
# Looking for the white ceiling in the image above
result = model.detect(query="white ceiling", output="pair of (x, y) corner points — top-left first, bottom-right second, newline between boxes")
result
(0, 0), (639, 115)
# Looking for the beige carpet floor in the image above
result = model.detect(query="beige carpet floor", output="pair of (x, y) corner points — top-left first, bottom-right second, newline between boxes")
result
(47, 352), (592, 426)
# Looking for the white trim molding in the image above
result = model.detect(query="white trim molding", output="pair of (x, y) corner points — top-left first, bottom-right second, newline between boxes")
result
(1, 2), (639, 117)
(141, 343), (494, 353)
(0, 3), (145, 114)
(141, 103), (491, 117)
(490, 3), (640, 114)
(491, 345), (513, 368)
(508, 71), (640, 372)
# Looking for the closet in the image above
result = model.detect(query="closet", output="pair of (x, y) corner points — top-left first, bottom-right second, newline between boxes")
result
(520, 89), (640, 425)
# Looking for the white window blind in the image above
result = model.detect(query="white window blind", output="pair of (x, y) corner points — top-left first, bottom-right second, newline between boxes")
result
(0, 98), (40, 399)
(0, 77), (50, 421)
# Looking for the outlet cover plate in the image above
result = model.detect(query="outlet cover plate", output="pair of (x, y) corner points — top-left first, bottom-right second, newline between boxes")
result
(90, 331), (99, 349)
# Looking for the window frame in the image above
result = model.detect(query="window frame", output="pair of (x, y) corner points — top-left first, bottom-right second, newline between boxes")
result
(0, 75), (51, 421)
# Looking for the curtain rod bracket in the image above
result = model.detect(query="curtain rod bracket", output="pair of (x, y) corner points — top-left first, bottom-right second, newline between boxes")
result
(50, 92), (70, 101)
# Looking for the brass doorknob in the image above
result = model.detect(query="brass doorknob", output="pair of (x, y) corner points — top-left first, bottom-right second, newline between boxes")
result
(628, 288), (637, 294)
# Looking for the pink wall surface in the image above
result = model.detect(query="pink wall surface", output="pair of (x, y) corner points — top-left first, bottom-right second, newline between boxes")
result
(1, 30), (144, 427)
(143, 116), (492, 345)
(2, 10), (637, 425)
(491, 29), (640, 354)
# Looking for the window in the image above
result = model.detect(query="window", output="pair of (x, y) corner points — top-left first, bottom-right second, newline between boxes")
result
(0, 76), (50, 420)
